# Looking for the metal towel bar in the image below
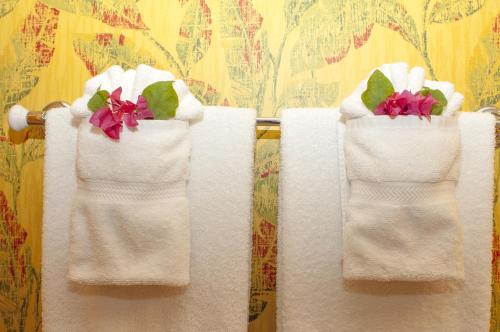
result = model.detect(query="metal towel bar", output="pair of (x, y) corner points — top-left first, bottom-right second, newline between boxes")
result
(7, 103), (500, 134)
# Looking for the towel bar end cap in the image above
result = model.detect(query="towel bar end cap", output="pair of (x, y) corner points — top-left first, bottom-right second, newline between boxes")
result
(8, 105), (29, 132)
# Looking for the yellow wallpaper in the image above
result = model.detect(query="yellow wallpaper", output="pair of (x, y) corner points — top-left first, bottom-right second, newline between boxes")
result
(0, 0), (498, 331)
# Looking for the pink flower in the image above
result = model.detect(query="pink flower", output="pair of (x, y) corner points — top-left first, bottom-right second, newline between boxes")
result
(375, 90), (438, 120)
(89, 107), (122, 140)
(89, 87), (155, 139)
(136, 95), (154, 119)
(416, 93), (437, 119)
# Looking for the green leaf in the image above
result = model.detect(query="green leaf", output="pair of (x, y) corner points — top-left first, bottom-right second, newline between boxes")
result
(361, 69), (394, 111)
(87, 90), (110, 112)
(141, 81), (179, 120)
(421, 86), (447, 115)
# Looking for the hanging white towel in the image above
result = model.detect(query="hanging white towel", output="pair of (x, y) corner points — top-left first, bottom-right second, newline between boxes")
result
(68, 64), (203, 285)
(43, 106), (255, 331)
(277, 108), (494, 332)
(342, 115), (464, 281)
(339, 62), (466, 281)
(69, 120), (192, 285)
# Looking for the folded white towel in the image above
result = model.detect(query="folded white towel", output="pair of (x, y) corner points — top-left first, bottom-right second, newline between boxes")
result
(277, 108), (494, 331)
(339, 62), (466, 281)
(407, 66), (425, 93)
(380, 62), (408, 92)
(70, 64), (203, 121)
(69, 120), (191, 285)
(342, 115), (463, 281)
(340, 62), (462, 119)
(43, 106), (255, 331)
(338, 79), (370, 119)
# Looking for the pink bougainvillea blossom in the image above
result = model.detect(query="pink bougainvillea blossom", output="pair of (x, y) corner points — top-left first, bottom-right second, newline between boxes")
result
(375, 90), (438, 120)
(89, 87), (154, 139)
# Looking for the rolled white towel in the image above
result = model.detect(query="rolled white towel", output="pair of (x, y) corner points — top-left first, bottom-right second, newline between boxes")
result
(341, 63), (463, 120)
(130, 64), (175, 101)
(71, 65), (129, 118)
(339, 79), (372, 119)
(424, 79), (455, 101)
(120, 69), (136, 100)
(71, 64), (203, 121)
(69, 98), (90, 118)
(388, 62), (408, 92)
(443, 92), (464, 116)
(131, 65), (203, 121)
(407, 66), (425, 93)
(174, 80), (204, 121)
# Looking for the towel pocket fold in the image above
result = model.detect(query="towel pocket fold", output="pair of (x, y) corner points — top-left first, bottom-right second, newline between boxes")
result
(69, 120), (191, 285)
(70, 182), (190, 285)
(342, 115), (464, 281)
(343, 181), (463, 281)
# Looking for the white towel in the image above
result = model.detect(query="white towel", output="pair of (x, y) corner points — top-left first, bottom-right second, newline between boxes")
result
(342, 115), (464, 281)
(277, 109), (494, 332)
(340, 63), (464, 119)
(70, 64), (203, 121)
(69, 120), (191, 285)
(43, 106), (255, 331)
(68, 65), (203, 285)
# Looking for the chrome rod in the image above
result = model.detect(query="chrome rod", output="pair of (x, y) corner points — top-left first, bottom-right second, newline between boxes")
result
(8, 102), (500, 130)
(256, 117), (280, 126)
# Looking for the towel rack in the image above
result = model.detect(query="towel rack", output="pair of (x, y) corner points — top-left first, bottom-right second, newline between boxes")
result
(7, 102), (500, 131)
(8, 102), (283, 130)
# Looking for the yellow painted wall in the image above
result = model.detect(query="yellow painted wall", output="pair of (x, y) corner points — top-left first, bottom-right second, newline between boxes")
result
(0, 0), (498, 331)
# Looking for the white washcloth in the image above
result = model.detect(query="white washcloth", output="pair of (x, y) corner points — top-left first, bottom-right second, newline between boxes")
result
(277, 109), (494, 331)
(43, 106), (255, 331)
(342, 115), (464, 281)
(70, 64), (203, 121)
(340, 63), (464, 119)
(69, 120), (191, 285)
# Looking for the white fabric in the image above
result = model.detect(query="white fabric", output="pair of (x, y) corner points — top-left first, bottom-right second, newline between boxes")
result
(69, 120), (191, 285)
(407, 66), (425, 93)
(70, 64), (203, 121)
(342, 115), (463, 281)
(43, 106), (255, 331)
(277, 109), (494, 331)
(378, 62), (408, 92)
(340, 63), (464, 119)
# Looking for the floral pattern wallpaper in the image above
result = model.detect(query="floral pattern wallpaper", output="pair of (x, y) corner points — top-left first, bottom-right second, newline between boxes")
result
(0, 0), (498, 331)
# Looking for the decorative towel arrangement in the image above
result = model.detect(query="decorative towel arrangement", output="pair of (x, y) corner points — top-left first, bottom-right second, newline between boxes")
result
(40, 61), (494, 331)
(340, 63), (464, 281)
(68, 65), (202, 285)
(277, 108), (494, 331)
(70, 64), (203, 122)
(70, 120), (191, 285)
(43, 106), (255, 331)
